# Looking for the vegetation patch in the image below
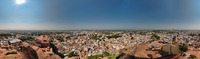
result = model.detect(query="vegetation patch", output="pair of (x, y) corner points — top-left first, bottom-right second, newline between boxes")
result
(179, 45), (188, 52)
(5, 51), (17, 55)
(87, 51), (110, 59)
(0, 34), (12, 36)
(87, 55), (103, 59)
(68, 52), (79, 57)
(103, 51), (110, 57)
(151, 34), (160, 40)
(19, 36), (35, 41)
(189, 55), (197, 59)
(109, 53), (124, 59)
(106, 34), (122, 39)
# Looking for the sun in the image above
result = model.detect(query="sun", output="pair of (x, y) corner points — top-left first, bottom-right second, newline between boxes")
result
(16, 0), (26, 4)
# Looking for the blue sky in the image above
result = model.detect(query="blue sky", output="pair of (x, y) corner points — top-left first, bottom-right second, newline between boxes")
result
(0, 0), (200, 30)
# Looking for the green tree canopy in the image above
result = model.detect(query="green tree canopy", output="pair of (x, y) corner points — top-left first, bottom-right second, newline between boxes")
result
(179, 45), (188, 52)
(151, 34), (160, 40)
(103, 51), (110, 57)
(189, 55), (197, 59)
(5, 51), (17, 55)
(87, 55), (103, 59)
(19, 36), (35, 41)
(106, 34), (122, 39)
(68, 52), (79, 57)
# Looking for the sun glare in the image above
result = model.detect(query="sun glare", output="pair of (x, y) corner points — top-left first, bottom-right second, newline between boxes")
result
(16, 0), (26, 4)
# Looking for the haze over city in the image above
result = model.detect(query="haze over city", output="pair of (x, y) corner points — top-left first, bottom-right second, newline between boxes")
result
(0, 0), (200, 30)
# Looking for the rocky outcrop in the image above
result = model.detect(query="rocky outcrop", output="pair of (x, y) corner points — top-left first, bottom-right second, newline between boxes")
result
(22, 46), (61, 59)
(22, 46), (39, 59)
(36, 50), (61, 59)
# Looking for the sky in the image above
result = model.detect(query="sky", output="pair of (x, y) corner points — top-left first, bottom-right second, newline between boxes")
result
(0, 0), (200, 30)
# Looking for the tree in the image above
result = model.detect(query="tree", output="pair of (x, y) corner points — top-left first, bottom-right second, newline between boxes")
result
(189, 55), (197, 59)
(19, 36), (34, 41)
(131, 37), (134, 40)
(151, 34), (160, 40)
(179, 45), (188, 52)
(189, 33), (197, 37)
(5, 51), (17, 55)
(0, 34), (12, 36)
(103, 51), (109, 57)
(87, 55), (103, 59)
(109, 53), (125, 59)
(129, 33), (133, 36)
(66, 36), (71, 39)
(102, 32), (111, 35)
(68, 52), (79, 57)
(199, 34), (200, 37)
(90, 34), (99, 40)
(139, 32), (147, 35)
(106, 34), (122, 39)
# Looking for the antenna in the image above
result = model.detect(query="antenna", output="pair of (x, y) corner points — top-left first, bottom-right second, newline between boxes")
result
(164, 29), (174, 55)
(170, 28), (174, 54)
(169, 29), (173, 55)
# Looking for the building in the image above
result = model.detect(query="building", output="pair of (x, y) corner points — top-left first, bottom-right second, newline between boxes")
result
(35, 35), (52, 53)
(0, 39), (10, 50)
(9, 39), (22, 50)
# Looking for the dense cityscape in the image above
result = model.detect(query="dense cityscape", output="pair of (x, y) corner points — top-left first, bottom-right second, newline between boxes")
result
(0, 30), (200, 59)
(1, 0), (200, 59)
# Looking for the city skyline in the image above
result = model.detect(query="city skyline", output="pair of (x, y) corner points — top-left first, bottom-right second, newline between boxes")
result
(1, 0), (200, 30)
